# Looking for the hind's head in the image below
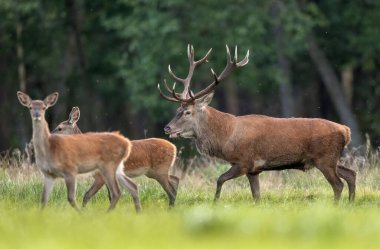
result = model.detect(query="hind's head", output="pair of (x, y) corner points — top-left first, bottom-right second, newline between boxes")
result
(52, 107), (81, 134)
(17, 91), (59, 121)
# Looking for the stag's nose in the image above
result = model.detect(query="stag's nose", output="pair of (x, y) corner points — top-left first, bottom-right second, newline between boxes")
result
(164, 126), (171, 134)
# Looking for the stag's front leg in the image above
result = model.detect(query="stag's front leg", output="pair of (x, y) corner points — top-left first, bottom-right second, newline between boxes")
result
(41, 174), (55, 209)
(214, 164), (244, 202)
(64, 174), (80, 212)
(247, 173), (261, 203)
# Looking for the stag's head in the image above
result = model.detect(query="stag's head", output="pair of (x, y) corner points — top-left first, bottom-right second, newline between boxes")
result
(158, 45), (249, 138)
(52, 107), (81, 134)
(17, 91), (59, 121)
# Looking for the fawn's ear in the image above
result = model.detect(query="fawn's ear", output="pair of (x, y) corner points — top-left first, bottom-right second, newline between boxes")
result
(43, 92), (59, 108)
(17, 91), (31, 107)
(68, 106), (80, 124)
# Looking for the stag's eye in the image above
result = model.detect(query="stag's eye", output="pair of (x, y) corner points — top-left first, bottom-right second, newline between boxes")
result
(58, 128), (62, 131)
(29, 107), (32, 110)
(184, 110), (192, 116)
(42, 107), (46, 110)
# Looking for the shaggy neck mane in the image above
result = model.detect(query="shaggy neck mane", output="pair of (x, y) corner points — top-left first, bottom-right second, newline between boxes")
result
(194, 106), (236, 158)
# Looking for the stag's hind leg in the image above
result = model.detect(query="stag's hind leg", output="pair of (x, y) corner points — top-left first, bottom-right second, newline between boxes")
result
(247, 173), (261, 203)
(337, 165), (356, 202)
(315, 158), (344, 201)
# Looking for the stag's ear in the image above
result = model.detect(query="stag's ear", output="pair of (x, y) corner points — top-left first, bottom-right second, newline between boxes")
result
(17, 91), (31, 107)
(68, 106), (80, 125)
(43, 92), (59, 108)
(194, 92), (214, 109)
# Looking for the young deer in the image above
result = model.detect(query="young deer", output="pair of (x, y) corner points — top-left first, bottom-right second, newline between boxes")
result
(52, 107), (179, 207)
(158, 45), (356, 202)
(17, 91), (137, 211)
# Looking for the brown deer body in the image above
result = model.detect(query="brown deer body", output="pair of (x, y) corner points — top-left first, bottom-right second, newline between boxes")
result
(17, 92), (134, 211)
(53, 107), (179, 207)
(159, 45), (356, 202)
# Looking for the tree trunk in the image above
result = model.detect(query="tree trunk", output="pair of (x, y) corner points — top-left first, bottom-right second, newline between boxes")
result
(223, 78), (239, 115)
(307, 34), (362, 146)
(271, 0), (295, 117)
(65, 0), (101, 130)
(16, 21), (28, 147)
(341, 66), (353, 106)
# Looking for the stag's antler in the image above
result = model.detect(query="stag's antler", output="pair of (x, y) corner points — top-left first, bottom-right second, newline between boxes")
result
(158, 44), (249, 103)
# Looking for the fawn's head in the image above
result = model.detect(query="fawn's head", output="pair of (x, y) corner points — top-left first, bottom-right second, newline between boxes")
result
(158, 45), (249, 138)
(52, 107), (81, 134)
(17, 91), (59, 121)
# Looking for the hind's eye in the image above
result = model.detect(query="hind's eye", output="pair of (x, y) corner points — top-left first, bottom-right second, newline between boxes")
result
(42, 107), (46, 110)
(29, 107), (32, 110)
(58, 128), (62, 131)
(184, 111), (191, 116)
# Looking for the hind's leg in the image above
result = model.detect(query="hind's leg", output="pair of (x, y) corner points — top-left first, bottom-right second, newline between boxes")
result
(100, 165), (121, 211)
(337, 165), (356, 202)
(316, 158), (344, 201)
(150, 173), (177, 207)
(117, 174), (141, 212)
(82, 172), (106, 207)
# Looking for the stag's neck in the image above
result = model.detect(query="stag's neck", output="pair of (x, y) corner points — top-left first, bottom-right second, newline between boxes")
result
(32, 119), (51, 159)
(194, 107), (236, 158)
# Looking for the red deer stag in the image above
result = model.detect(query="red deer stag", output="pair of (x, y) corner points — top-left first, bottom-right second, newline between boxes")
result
(52, 107), (179, 208)
(17, 91), (136, 211)
(158, 45), (356, 202)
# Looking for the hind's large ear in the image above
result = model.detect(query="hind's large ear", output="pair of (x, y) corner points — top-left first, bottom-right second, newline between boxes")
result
(43, 92), (59, 108)
(68, 106), (80, 125)
(17, 91), (31, 107)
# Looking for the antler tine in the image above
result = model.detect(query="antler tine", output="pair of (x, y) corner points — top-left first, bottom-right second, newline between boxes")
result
(168, 65), (184, 83)
(188, 44), (195, 64)
(171, 82), (192, 102)
(226, 45), (232, 63)
(236, 49), (250, 67)
(190, 45), (249, 100)
(191, 68), (219, 99)
(234, 45), (238, 63)
(163, 79), (181, 98)
(195, 48), (212, 65)
(217, 45), (250, 82)
(157, 84), (180, 103)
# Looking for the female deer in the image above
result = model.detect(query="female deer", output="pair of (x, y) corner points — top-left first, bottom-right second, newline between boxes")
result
(53, 107), (179, 207)
(17, 91), (137, 211)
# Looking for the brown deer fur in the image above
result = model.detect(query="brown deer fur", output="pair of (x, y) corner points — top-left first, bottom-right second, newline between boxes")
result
(160, 45), (356, 203)
(52, 107), (179, 207)
(17, 91), (134, 211)
(166, 96), (356, 202)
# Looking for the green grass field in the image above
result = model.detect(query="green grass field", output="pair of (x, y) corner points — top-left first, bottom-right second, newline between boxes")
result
(1, 155), (380, 249)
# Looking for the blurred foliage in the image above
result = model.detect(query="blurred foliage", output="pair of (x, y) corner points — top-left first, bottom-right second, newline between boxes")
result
(0, 0), (380, 151)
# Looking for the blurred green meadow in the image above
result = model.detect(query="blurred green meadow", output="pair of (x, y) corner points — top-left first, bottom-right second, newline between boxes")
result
(1, 152), (380, 249)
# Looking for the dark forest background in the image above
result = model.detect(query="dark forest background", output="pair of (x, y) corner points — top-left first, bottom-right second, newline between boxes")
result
(1, 0), (380, 154)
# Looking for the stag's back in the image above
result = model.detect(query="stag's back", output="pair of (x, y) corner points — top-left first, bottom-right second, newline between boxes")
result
(225, 115), (350, 166)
